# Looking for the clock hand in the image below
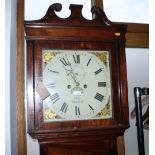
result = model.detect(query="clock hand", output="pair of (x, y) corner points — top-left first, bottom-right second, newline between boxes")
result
(69, 71), (80, 86)
(63, 65), (80, 86)
(62, 65), (76, 83)
(62, 65), (72, 75)
(62, 61), (81, 87)
(68, 64), (81, 86)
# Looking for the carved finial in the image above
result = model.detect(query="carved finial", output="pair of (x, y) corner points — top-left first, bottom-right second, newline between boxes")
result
(25, 3), (114, 26)
(91, 6), (102, 18)
(51, 3), (62, 12)
(91, 6), (112, 26)
(38, 3), (62, 21)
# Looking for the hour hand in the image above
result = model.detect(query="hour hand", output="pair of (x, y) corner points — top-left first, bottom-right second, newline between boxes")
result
(63, 66), (72, 75)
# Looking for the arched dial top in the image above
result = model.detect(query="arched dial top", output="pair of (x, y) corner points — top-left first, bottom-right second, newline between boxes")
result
(42, 50), (112, 122)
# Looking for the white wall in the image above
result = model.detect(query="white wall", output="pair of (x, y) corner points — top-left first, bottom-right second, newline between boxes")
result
(25, 1), (149, 155)
(6, 0), (17, 155)
(125, 49), (149, 155)
(5, 0), (11, 154)
(25, 0), (92, 20)
(103, 0), (148, 23)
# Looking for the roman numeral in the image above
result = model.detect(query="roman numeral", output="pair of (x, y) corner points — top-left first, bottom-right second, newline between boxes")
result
(98, 82), (106, 87)
(87, 58), (92, 66)
(94, 93), (104, 102)
(88, 104), (94, 111)
(75, 106), (80, 115)
(50, 93), (60, 104)
(94, 68), (103, 75)
(60, 102), (68, 113)
(73, 54), (80, 63)
(60, 57), (71, 66)
(48, 69), (59, 74)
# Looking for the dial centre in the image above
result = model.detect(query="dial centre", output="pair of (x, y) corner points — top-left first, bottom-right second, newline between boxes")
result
(71, 86), (83, 96)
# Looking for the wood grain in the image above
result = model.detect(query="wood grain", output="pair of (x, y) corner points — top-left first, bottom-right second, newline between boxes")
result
(91, 0), (103, 9)
(117, 136), (125, 155)
(16, 0), (27, 155)
(125, 23), (149, 48)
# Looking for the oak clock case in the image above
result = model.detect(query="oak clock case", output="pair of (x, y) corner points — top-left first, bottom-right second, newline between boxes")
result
(25, 3), (129, 155)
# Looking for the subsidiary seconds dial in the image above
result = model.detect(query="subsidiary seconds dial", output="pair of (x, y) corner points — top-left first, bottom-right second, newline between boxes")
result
(43, 50), (112, 121)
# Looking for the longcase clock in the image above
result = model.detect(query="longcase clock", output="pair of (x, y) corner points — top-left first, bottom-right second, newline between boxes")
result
(25, 3), (129, 155)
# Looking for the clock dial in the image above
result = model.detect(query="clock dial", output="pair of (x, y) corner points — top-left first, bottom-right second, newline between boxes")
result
(43, 50), (112, 121)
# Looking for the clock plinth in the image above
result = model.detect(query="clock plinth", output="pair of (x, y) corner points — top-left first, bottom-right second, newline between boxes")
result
(25, 3), (129, 155)
(33, 128), (124, 155)
(39, 137), (117, 155)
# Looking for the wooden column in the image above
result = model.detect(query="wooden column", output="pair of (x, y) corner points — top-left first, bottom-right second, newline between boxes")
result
(117, 136), (125, 155)
(16, 0), (27, 155)
(91, 0), (103, 9)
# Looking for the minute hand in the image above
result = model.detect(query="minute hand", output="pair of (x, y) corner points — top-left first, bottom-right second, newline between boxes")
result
(63, 66), (72, 75)
(63, 66), (79, 86)
(69, 71), (80, 87)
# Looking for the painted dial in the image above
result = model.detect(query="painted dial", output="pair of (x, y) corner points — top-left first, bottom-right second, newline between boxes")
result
(43, 50), (112, 121)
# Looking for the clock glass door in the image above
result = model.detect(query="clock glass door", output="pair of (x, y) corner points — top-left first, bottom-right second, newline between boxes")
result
(42, 50), (112, 122)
